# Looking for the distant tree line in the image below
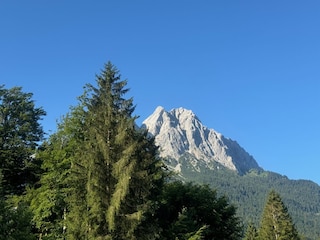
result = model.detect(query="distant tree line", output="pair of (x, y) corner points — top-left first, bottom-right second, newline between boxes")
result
(179, 155), (320, 239)
(0, 62), (306, 239)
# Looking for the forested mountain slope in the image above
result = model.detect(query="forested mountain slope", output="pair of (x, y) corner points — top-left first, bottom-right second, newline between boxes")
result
(176, 158), (320, 239)
(143, 107), (320, 239)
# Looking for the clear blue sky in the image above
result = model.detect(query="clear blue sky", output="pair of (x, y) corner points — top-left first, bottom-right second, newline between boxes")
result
(1, 1), (320, 184)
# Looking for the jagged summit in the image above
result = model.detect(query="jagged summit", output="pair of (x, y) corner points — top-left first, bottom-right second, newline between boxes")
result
(142, 106), (261, 174)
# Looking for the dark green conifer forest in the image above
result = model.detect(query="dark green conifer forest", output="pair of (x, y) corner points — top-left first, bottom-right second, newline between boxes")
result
(0, 62), (318, 239)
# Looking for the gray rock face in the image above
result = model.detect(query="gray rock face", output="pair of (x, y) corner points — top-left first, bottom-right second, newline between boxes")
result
(142, 106), (261, 174)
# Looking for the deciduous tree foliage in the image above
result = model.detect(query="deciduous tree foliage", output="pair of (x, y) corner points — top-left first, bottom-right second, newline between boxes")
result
(0, 171), (35, 240)
(155, 181), (242, 240)
(258, 190), (301, 240)
(0, 85), (46, 195)
(0, 86), (45, 239)
(26, 105), (85, 239)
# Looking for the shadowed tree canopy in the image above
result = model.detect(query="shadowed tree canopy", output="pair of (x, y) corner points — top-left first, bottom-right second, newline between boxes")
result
(155, 181), (242, 240)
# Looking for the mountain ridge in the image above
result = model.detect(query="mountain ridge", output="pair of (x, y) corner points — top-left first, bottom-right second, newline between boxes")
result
(142, 106), (261, 175)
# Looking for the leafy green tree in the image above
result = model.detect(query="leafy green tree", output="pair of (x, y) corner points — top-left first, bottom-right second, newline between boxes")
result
(0, 171), (35, 240)
(0, 201), (36, 240)
(243, 222), (258, 240)
(26, 106), (85, 240)
(258, 190), (300, 240)
(0, 85), (46, 195)
(66, 62), (166, 239)
(156, 181), (242, 240)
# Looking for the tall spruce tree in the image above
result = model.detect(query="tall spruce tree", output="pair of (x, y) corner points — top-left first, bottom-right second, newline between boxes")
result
(258, 190), (300, 240)
(66, 62), (165, 239)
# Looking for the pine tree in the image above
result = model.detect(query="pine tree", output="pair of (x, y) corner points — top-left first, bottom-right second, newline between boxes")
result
(67, 62), (166, 239)
(243, 222), (258, 240)
(258, 190), (300, 240)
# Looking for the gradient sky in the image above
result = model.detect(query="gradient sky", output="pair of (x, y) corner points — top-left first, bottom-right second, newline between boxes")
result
(1, 1), (320, 184)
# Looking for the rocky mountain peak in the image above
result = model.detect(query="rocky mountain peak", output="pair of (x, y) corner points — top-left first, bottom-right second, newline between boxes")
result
(142, 106), (261, 174)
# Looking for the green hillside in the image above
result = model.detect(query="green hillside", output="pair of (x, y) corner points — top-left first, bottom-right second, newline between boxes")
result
(168, 155), (320, 240)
